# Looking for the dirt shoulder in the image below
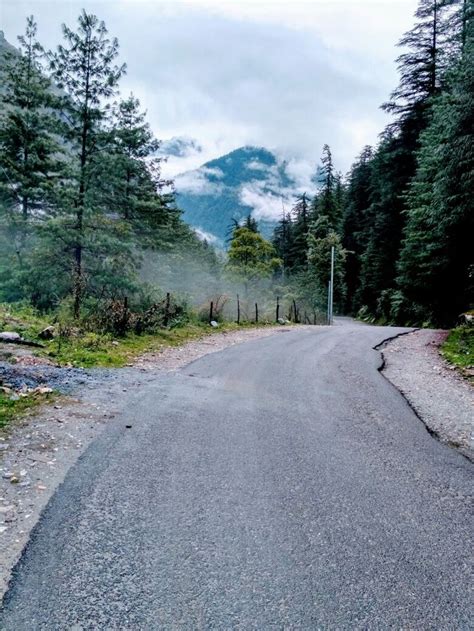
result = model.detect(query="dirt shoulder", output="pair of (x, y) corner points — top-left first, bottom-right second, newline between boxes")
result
(0, 324), (295, 598)
(381, 329), (474, 461)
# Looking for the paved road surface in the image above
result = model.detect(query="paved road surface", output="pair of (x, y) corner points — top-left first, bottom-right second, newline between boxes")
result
(1, 323), (472, 629)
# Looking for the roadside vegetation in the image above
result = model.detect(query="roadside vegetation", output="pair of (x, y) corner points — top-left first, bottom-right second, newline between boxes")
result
(0, 303), (280, 369)
(441, 325), (474, 380)
(0, 389), (54, 431)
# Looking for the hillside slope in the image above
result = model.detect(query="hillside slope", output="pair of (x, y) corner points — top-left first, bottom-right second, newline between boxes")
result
(175, 146), (296, 243)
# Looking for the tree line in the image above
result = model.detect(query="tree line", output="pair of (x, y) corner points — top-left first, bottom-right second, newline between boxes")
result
(271, 0), (473, 326)
(0, 11), (218, 332)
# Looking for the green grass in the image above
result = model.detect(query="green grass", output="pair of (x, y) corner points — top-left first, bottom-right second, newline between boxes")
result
(0, 391), (55, 430)
(42, 321), (276, 368)
(441, 326), (474, 377)
(0, 303), (277, 369)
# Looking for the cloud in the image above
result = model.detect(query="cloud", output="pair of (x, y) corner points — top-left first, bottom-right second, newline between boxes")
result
(174, 167), (224, 195)
(159, 136), (203, 158)
(1, 0), (418, 175)
(239, 177), (299, 223)
(193, 226), (220, 245)
(247, 160), (270, 172)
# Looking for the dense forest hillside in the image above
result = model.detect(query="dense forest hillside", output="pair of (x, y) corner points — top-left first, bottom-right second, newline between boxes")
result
(270, 0), (473, 327)
(175, 146), (294, 243)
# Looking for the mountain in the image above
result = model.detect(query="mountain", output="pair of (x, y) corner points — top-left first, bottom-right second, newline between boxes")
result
(174, 146), (297, 244)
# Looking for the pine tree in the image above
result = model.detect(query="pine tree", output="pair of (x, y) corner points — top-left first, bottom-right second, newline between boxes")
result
(272, 209), (294, 274)
(99, 93), (175, 245)
(341, 146), (374, 313)
(243, 214), (259, 233)
(288, 193), (310, 271)
(0, 17), (61, 270)
(48, 10), (126, 317)
(397, 13), (474, 324)
(313, 144), (341, 230)
(383, 0), (461, 125)
(353, 128), (418, 317)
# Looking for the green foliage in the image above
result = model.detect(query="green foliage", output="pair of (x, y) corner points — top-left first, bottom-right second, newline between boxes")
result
(441, 325), (474, 376)
(397, 13), (474, 325)
(339, 0), (472, 326)
(0, 12), (222, 331)
(0, 17), (63, 302)
(0, 390), (54, 430)
(226, 226), (281, 288)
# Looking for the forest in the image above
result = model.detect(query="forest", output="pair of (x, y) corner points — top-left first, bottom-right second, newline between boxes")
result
(271, 0), (473, 327)
(0, 0), (472, 345)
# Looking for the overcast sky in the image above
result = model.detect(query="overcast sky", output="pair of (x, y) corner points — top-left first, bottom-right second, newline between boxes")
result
(1, 0), (418, 176)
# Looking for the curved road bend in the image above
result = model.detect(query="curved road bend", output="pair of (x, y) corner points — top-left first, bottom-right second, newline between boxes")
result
(0, 322), (472, 629)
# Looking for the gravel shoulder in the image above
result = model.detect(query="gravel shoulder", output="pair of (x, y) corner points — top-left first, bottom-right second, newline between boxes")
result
(0, 324), (295, 597)
(381, 329), (474, 461)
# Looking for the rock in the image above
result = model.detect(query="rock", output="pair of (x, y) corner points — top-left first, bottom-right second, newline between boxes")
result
(34, 386), (53, 395)
(210, 320), (219, 328)
(9, 476), (19, 484)
(2, 472), (14, 480)
(277, 318), (286, 325)
(38, 326), (55, 340)
(111, 341), (119, 346)
(0, 331), (22, 342)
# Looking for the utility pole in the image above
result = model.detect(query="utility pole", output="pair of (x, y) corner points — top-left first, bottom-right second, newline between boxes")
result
(328, 246), (335, 325)
(327, 281), (331, 325)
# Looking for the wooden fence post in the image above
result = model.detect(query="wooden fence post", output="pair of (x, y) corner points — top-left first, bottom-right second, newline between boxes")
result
(164, 292), (171, 326)
(255, 303), (259, 324)
(121, 296), (129, 334)
(276, 296), (280, 322)
(209, 301), (214, 323)
(237, 294), (241, 324)
(293, 299), (298, 323)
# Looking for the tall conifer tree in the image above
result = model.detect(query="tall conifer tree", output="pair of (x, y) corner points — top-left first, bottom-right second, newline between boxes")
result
(49, 10), (126, 317)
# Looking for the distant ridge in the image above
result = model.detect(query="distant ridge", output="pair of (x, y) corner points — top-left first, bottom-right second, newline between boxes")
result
(175, 146), (295, 244)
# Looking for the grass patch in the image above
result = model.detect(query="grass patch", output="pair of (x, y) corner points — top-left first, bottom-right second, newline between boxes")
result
(0, 391), (55, 431)
(441, 326), (474, 376)
(0, 303), (278, 368)
(43, 321), (274, 368)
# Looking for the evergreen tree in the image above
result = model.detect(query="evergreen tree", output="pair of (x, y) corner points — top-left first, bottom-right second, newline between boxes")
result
(48, 10), (126, 317)
(353, 127), (418, 317)
(100, 93), (175, 245)
(243, 214), (259, 233)
(0, 17), (61, 273)
(313, 144), (341, 230)
(341, 146), (374, 313)
(288, 193), (310, 271)
(383, 0), (460, 125)
(397, 14), (474, 324)
(272, 210), (294, 274)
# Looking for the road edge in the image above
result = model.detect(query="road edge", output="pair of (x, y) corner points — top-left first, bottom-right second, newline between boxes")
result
(374, 329), (474, 464)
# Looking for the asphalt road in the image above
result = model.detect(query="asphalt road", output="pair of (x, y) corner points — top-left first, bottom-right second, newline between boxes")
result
(1, 323), (473, 630)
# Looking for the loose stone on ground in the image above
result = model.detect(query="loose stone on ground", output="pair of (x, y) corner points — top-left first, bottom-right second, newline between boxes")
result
(382, 329), (473, 460)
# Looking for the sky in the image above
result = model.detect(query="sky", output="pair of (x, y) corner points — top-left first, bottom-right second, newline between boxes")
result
(1, 0), (418, 179)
